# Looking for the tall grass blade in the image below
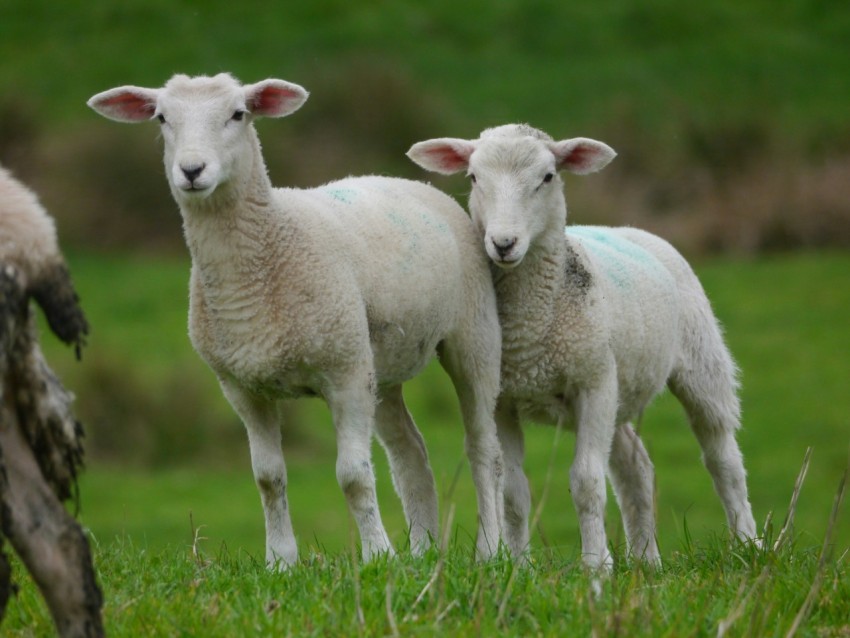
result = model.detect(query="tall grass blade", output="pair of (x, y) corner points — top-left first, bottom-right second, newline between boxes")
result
(774, 447), (812, 553)
(402, 504), (455, 623)
(496, 560), (518, 627)
(785, 461), (848, 637)
(385, 569), (399, 638)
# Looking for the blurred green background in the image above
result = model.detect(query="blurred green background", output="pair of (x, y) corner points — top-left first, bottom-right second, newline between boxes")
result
(2, 0), (848, 560)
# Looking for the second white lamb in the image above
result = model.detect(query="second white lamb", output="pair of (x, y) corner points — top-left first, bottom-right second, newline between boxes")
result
(409, 124), (757, 570)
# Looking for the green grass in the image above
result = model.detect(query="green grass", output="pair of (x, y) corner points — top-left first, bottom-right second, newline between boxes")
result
(36, 250), (847, 555)
(5, 523), (849, 636)
(6, 249), (850, 637)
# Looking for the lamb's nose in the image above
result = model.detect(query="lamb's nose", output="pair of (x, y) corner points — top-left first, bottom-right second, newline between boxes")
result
(492, 236), (517, 258)
(182, 164), (205, 183)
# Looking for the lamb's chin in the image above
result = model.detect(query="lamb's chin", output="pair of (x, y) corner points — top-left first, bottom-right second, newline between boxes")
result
(487, 251), (525, 269)
(174, 185), (218, 206)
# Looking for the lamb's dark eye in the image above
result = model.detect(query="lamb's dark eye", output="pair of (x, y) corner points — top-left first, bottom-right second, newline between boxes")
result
(231, 110), (245, 122)
(469, 174), (477, 183)
(543, 173), (554, 184)
(156, 114), (166, 124)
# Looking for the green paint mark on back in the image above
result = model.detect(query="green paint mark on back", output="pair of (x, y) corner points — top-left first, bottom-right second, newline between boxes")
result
(566, 226), (666, 289)
(321, 187), (359, 204)
(418, 210), (449, 234)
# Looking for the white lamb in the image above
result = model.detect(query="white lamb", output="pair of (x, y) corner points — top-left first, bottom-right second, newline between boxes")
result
(87, 74), (505, 567)
(408, 124), (757, 570)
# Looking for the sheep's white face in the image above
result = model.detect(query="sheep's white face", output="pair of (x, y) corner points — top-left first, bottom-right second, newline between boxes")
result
(407, 126), (616, 268)
(88, 73), (308, 207)
(155, 80), (253, 200)
(466, 137), (563, 267)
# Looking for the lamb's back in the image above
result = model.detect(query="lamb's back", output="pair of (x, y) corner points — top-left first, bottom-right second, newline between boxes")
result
(266, 175), (489, 387)
(567, 226), (682, 416)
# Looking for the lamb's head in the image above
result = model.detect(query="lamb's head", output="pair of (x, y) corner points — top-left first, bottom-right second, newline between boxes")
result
(408, 124), (615, 268)
(87, 73), (308, 207)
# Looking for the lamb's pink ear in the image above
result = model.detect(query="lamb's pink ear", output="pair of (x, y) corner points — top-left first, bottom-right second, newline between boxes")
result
(244, 80), (309, 117)
(548, 138), (616, 175)
(407, 138), (476, 175)
(87, 86), (160, 123)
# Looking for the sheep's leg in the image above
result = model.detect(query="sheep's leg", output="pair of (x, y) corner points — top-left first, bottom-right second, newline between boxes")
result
(326, 372), (393, 561)
(373, 385), (439, 554)
(669, 380), (757, 540)
(668, 344), (756, 539)
(219, 380), (297, 568)
(607, 422), (660, 564)
(572, 367), (618, 571)
(439, 340), (505, 560)
(669, 292), (757, 541)
(681, 404), (756, 540)
(495, 399), (531, 557)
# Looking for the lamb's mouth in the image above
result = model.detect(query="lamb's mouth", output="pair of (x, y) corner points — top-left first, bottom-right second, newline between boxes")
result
(181, 184), (214, 196)
(494, 255), (523, 269)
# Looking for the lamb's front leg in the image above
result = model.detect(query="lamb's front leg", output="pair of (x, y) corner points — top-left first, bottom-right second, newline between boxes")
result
(220, 379), (297, 569)
(327, 370), (393, 561)
(571, 367), (618, 572)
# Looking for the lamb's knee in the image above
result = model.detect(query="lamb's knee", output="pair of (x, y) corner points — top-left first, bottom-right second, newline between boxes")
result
(570, 463), (606, 514)
(256, 475), (286, 501)
(467, 439), (505, 487)
(504, 471), (531, 524)
(699, 430), (746, 476)
(336, 458), (375, 499)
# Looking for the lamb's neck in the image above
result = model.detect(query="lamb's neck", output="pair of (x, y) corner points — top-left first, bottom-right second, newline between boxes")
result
(181, 136), (288, 281)
(494, 235), (565, 382)
(495, 232), (567, 326)
(185, 204), (279, 274)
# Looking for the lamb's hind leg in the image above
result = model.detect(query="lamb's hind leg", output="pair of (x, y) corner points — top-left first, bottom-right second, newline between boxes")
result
(219, 379), (297, 569)
(439, 337), (505, 559)
(668, 357), (757, 541)
(496, 399), (531, 557)
(607, 422), (660, 564)
(326, 369), (394, 560)
(373, 385), (439, 554)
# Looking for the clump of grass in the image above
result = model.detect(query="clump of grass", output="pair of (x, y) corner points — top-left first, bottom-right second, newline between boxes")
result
(4, 454), (847, 637)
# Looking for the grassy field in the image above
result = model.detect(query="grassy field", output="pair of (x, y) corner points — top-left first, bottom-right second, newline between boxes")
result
(5, 530), (849, 636)
(4, 250), (846, 635)
(41, 250), (847, 555)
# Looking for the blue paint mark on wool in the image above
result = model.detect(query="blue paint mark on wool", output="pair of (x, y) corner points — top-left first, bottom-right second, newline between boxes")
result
(386, 209), (412, 232)
(385, 210), (418, 273)
(566, 226), (665, 289)
(418, 210), (449, 234)
(321, 187), (359, 204)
